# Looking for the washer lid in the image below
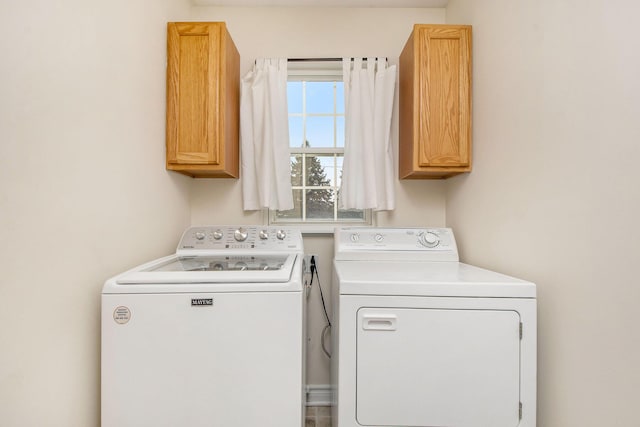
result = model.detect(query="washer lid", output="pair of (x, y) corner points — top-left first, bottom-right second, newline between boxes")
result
(148, 254), (290, 273)
(334, 260), (536, 298)
(114, 253), (297, 285)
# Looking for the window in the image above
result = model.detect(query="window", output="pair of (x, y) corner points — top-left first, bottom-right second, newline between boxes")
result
(269, 61), (371, 228)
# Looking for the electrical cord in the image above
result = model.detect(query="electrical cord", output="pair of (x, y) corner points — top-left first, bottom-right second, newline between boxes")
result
(310, 256), (331, 358)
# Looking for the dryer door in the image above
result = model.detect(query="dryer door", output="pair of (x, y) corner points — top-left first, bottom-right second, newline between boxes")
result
(356, 308), (521, 427)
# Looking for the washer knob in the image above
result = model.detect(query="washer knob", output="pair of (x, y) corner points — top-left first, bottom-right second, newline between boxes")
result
(212, 229), (223, 240)
(350, 233), (360, 243)
(234, 261), (248, 271)
(418, 231), (440, 248)
(234, 227), (248, 242)
(195, 231), (206, 241)
(374, 233), (384, 243)
(276, 229), (287, 240)
(259, 229), (269, 240)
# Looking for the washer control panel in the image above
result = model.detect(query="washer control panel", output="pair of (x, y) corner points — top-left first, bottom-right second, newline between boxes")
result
(335, 227), (459, 261)
(178, 226), (303, 252)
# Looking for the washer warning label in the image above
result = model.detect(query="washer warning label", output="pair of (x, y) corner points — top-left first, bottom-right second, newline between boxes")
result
(113, 306), (131, 324)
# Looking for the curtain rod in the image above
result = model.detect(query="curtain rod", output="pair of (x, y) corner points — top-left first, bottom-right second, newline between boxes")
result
(287, 58), (383, 62)
(253, 58), (381, 62)
(288, 58), (354, 62)
(254, 58), (387, 65)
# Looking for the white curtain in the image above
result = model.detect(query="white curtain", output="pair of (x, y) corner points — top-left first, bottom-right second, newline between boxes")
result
(240, 58), (293, 211)
(339, 57), (396, 211)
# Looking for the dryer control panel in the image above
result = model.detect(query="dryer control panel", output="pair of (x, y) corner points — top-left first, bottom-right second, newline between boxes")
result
(334, 227), (459, 262)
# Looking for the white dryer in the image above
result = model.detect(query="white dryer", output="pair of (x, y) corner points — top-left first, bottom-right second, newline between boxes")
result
(102, 226), (305, 427)
(331, 227), (536, 427)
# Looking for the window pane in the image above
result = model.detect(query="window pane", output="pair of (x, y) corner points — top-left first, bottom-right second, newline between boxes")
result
(338, 207), (365, 220)
(290, 155), (302, 186)
(305, 154), (335, 187)
(289, 116), (304, 147)
(306, 116), (335, 148)
(336, 82), (345, 114)
(336, 116), (345, 148)
(306, 82), (335, 113)
(275, 75), (368, 226)
(287, 81), (303, 114)
(276, 189), (303, 220)
(306, 189), (335, 219)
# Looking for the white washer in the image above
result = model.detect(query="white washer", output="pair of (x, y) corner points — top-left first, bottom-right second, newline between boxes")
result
(102, 226), (305, 427)
(331, 227), (536, 427)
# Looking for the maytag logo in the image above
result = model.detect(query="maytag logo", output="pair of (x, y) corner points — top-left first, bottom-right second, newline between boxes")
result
(191, 298), (213, 306)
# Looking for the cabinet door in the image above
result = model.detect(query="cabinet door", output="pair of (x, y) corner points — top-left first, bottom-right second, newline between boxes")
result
(417, 26), (471, 167)
(167, 22), (221, 166)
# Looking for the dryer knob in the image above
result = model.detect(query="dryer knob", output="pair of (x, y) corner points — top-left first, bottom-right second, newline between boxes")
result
(195, 231), (206, 241)
(212, 229), (223, 240)
(259, 230), (269, 240)
(418, 231), (440, 248)
(234, 227), (248, 242)
(276, 229), (287, 240)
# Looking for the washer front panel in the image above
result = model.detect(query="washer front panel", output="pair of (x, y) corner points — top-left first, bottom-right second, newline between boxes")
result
(102, 291), (304, 427)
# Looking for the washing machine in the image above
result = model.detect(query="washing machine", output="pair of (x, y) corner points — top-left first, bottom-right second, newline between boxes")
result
(102, 226), (305, 427)
(331, 227), (536, 427)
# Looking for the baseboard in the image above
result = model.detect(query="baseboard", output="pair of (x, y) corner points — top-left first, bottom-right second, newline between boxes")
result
(305, 384), (331, 407)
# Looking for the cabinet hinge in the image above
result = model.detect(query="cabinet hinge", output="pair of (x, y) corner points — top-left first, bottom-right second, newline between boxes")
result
(519, 402), (523, 419)
(519, 322), (523, 340)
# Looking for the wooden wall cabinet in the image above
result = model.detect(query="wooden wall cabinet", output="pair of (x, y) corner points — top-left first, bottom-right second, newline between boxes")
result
(166, 22), (240, 178)
(399, 24), (472, 179)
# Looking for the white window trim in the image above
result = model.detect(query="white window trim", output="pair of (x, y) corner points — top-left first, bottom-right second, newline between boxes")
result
(267, 209), (374, 235)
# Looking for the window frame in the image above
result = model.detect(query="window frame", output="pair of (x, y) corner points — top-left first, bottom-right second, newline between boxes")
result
(267, 61), (373, 233)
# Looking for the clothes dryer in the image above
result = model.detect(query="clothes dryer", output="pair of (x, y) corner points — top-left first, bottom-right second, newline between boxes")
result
(331, 227), (536, 427)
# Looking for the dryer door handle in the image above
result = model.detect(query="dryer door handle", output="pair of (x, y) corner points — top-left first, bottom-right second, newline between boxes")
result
(362, 314), (397, 331)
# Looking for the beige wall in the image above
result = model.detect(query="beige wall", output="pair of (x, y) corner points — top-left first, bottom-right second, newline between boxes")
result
(188, 6), (448, 384)
(8, 1), (633, 425)
(446, 0), (640, 425)
(0, 0), (192, 425)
